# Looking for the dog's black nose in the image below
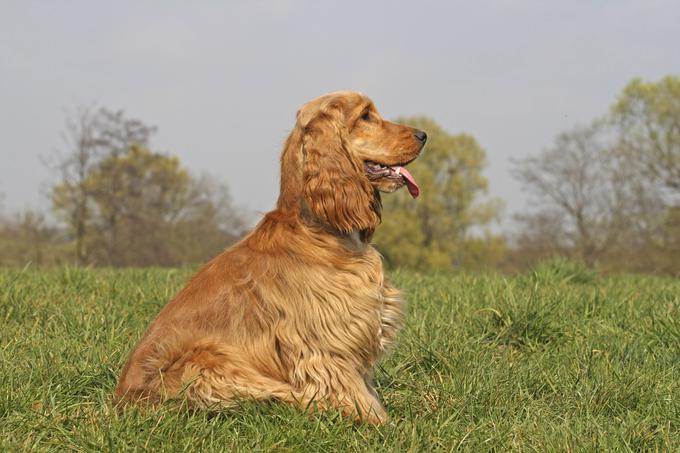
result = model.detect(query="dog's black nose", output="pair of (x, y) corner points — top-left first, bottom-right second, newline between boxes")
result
(414, 130), (427, 144)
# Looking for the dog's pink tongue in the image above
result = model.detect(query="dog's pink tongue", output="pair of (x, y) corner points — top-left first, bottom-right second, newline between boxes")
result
(392, 166), (420, 198)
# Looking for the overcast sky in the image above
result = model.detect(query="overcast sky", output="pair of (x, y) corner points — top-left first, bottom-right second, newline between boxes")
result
(2, 0), (679, 226)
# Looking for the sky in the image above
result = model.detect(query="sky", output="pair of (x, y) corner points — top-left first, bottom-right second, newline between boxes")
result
(1, 0), (679, 227)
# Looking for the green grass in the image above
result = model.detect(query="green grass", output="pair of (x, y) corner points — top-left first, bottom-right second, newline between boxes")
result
(1, 264), (679, 451)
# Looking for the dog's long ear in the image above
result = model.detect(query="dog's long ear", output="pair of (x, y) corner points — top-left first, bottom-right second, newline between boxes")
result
(301, 104), (380, 233)
(277, 120), (305, 212)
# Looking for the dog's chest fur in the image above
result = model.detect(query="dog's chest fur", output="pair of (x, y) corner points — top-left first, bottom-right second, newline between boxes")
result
(266, 244), (404, 378)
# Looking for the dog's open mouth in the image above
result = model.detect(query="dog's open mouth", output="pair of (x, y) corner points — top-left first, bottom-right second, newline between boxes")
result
(364, 161), (420, 198)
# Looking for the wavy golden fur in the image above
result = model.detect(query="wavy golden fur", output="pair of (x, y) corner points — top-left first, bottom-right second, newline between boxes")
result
(115, 91), (427, 424)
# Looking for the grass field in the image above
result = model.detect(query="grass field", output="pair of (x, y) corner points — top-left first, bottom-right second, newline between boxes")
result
(1, 262), (679, 451)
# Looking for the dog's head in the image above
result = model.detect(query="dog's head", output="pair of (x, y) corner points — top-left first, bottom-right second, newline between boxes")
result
(278, 91), (426, 236)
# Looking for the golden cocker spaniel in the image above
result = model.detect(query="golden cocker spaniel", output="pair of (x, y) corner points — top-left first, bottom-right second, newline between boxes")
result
(115, 91), (427, 424)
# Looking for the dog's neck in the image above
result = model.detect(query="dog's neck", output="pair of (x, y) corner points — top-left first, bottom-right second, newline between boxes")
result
(315, 223), (373, 247)
(334, 228), (372, 252)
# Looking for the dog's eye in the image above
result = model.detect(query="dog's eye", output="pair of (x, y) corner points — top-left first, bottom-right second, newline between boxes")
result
(361, 111), (371, 122)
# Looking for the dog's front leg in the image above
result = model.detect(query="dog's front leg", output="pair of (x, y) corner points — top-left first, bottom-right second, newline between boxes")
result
(293, 358), (388, 425)
(329, 374), (388, 425)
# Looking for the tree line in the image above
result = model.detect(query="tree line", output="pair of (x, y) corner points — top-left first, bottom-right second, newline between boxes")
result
(1, 75), (678, 274)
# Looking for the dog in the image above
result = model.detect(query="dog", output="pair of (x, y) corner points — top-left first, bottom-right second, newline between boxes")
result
(115, 91), (426, 424)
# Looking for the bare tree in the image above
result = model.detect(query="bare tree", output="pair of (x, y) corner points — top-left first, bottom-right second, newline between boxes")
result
(49, 107), (101, 264)
(512, 122), (660, 265)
